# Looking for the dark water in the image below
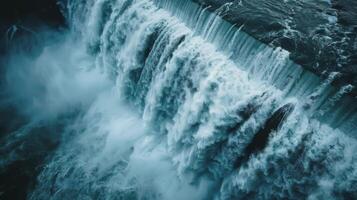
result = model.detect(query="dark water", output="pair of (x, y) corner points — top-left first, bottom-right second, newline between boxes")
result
(196, 0), (357, 94)
(0, 0), (356, 199)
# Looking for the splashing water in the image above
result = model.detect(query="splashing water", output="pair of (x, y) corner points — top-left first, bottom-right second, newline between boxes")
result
(1, 0), (357, 199)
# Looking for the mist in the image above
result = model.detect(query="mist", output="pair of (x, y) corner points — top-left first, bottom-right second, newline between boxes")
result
(0, 22), (210, 199)
(1, 0), (356, 199)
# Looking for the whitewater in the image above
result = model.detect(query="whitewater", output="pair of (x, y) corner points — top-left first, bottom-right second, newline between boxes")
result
(1, 0), (356, 199)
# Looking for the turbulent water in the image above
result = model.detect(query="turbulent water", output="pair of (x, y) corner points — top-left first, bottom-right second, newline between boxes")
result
(1, 0), (357, 199)
(193, 0), (357, 93)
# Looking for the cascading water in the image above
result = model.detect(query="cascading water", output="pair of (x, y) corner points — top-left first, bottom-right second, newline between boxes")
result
(1, 0), (356, 199)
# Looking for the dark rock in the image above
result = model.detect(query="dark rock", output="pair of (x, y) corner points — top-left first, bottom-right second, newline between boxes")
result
(234, 103), (295, 168)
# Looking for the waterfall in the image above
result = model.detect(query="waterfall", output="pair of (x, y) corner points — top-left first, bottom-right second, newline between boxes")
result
(26, 0), (357, 199)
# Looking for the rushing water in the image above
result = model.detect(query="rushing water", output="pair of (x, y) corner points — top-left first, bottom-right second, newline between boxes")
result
(1, 0), (357, 199)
